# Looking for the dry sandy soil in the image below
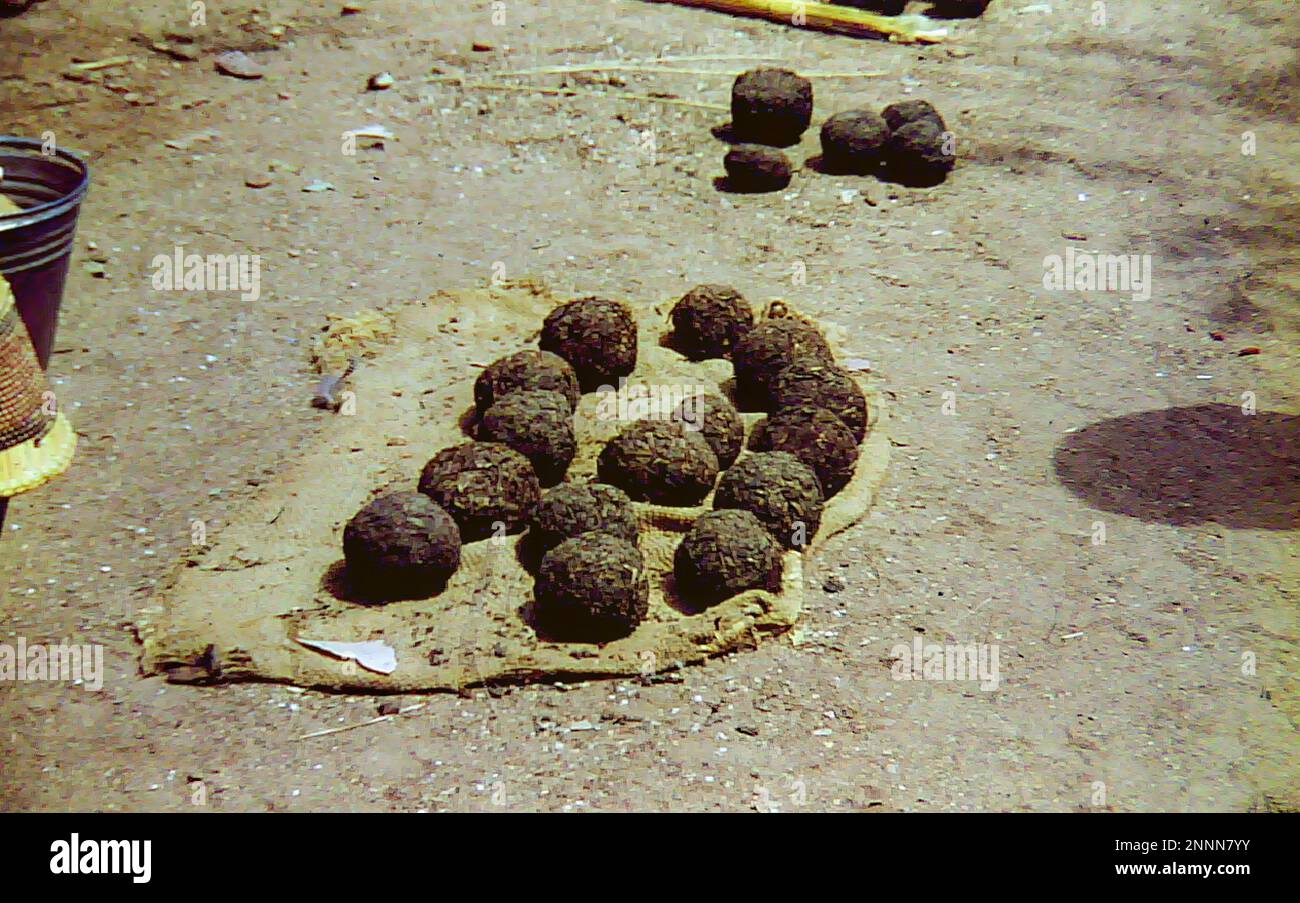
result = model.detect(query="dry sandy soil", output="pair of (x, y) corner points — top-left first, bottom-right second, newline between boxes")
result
(0, 0), (1296, 812)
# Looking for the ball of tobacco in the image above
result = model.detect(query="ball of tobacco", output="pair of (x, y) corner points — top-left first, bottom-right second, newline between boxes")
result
(769, 361), (869, 442)
(723, 145), (793, 193)
(342, 492), (462, 600)
(752, 403), (859, 497)
(880, 98), (946, 133)
(539, 296), (638, 391)
(669, 284), (755, 359)
(534, 533), (650, 642)
(887, 118), (955, 187)
(819, 110), (891, 175)
(597, 418), (719, 506)
(474, 350), (580, 416)
(417, 441), (541, 541)
(731, 318), (834, 408)
(674, 508), (783, 606)
(530, 482), (640, 555)
(478, 390), (576, 486)
(714, 451), (824, 550)
(673, 392), (745, 469)
(731, 68), (813, 147)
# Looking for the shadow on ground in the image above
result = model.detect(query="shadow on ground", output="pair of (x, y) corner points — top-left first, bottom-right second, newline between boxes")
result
(1053, 403), (1300, 530)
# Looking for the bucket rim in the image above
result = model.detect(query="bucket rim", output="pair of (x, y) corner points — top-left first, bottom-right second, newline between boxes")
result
(0, 137), (91, 230)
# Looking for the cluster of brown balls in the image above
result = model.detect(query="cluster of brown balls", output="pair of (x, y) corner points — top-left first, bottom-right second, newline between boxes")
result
(341, 297), (638, 627)
(667, 285), (867, 529)
(340, 288), (867, 645)
(721, 67), (956, 192)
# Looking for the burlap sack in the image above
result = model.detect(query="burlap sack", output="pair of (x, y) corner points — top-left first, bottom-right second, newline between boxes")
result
(137, 283), (889, 691)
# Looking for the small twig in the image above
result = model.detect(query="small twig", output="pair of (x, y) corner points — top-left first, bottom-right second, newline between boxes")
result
(427, 77), (728, 112)
(69, 55), (133, 71)
(297, 702), (426, 740)
(487, 62), (886, 79)
(494, 54), (778, 76)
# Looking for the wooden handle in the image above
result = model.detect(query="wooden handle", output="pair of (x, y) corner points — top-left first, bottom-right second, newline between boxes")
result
(649, 0), (947, 43)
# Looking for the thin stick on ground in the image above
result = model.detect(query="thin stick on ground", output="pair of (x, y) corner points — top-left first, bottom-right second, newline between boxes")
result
(426, 77), (730, 112)
(297, 702), (426, 740)
(487, 63), (888, 79)
(495, 54), (781, 76)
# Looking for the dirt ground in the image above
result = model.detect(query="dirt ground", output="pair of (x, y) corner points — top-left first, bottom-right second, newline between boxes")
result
(1, 0), (1296, 812)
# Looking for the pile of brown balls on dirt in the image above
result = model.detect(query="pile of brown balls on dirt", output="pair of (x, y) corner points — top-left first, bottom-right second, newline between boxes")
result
(720, 66), (956, 192)
(339, 288), (868, 644)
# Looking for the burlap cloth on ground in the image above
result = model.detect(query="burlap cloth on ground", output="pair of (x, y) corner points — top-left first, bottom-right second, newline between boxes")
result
(137, 283), (889, 692)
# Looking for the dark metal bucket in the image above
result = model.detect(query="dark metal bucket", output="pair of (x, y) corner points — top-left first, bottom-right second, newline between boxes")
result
(0, 136), (91, 369)
(0, 137), (89, 532)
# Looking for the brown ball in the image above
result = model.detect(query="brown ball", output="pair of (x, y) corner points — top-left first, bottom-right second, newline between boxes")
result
(342, 492), (461, 600)
(820, 110), (891, 175)
(731, 318), (834, 408)
(539, 297), (638, 391)
(887, 117), (955, 187)
(598, 419), (719, 506)
(534, 533), (650, 642)
(769, 362), (868, 442)
(474, 350), (579, 416)
(531, 482), (640, 555)
(673, 392), (745, 469)
(670, 285), (754, 359)
(478, 390), (575, 486)
(752, 404), (859, 496)
(714, 452), (824, 550)
(674, 508), (782, 606)
(731, 68), (813, 147)
(723, 145), (793, 193)
(417, 442), (540, 541)
(881, 98), (946, 133)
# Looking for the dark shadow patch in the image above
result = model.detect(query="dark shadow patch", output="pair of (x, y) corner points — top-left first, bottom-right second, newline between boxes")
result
(713, 174), (787, 195)
(661, 566), (707, 616)
(716, 376), (741, 411)
(710, 122), (803, 149)
(516, 596), (632, 646)
(0, 1), (34, 19)
(1053, 403), (1300, 530)
(803, 153), (888, 178)
(924, 0), (991, 20)
(727, 373), (768, 413)
(658, 326), (738, 364)
(457, 403), (479, 439)
(319, 558), (448, 604)
(514, 529), (547, 574)
(876, 160), (950, 189)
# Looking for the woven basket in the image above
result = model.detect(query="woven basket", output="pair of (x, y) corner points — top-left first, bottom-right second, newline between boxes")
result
(0, 273), (75, 497)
